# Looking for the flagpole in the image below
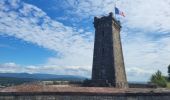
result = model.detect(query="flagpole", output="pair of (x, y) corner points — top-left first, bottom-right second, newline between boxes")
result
(114, 0), (118, 19)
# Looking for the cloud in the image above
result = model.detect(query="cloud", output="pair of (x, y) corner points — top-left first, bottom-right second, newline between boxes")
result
(0, 62), (153, 81)
(120, 0), (170, 33)
(0, 44), (16, 49)
(63, 0), (114, 18)
(0, 62), (91, 77)
(63, 0), (170, 33)
(122, 31), (170, 81)
(0, 0), (93, 68)
(1, 0), (170, 82)
(59, 0), (170, 81)
(126, 67), (153, 82)
(0, 62), (22, 73)
(0, 62), (154, 81)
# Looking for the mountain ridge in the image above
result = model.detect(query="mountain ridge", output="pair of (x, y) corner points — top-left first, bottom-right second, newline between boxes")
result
(0, 73), (86, 80)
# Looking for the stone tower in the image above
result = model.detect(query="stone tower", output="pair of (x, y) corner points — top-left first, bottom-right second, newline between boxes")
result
(92, 12), (128, 88)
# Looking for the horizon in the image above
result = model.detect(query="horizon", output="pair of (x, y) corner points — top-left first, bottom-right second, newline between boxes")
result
(0, 72), (149, 83)
(0, 0), (170, 82)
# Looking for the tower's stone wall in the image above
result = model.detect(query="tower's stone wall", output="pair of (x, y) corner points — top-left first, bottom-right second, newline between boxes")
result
(92, 13), (128, 88)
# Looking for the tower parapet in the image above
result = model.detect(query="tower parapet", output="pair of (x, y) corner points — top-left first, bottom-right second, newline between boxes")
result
(94, 12), (121, 30)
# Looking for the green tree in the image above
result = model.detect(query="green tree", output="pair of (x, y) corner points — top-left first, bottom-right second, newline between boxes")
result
(168, 65), (170, 81)
(150, 70), (167, 87)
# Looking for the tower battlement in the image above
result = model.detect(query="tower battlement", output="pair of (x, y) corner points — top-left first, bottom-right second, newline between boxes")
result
(94, 12), (121, 30)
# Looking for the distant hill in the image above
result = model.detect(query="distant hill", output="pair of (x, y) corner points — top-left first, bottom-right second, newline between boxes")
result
(0, 77), (36, 87)
(0, 73), (86, 81)
(0, 73), (87, 87)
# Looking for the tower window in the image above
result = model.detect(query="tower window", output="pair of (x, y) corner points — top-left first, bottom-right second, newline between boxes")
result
(102, 31), (104, 37)
(102, 48), (104, 57)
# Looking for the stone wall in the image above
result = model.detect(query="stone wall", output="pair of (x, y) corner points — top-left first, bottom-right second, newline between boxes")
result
(0, 92), (170, 100)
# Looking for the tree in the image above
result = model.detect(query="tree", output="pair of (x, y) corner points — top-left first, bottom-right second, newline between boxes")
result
(168, 65), (170, 81)
(150, 70), (167, 87)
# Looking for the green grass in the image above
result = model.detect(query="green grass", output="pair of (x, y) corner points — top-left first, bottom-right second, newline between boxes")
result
(167, 82), (170, 88)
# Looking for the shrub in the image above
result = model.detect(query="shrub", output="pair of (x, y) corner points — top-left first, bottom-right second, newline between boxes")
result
(150, 70), (167, 87)
(168, 65), (170, 81)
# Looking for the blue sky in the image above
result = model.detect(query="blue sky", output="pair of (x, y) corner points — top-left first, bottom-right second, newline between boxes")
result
(0, 0), (170, 82)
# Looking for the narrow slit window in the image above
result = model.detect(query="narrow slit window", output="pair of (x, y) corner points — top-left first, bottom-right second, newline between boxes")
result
(102, 48), (104, 57)
(102, 31), (104, 37)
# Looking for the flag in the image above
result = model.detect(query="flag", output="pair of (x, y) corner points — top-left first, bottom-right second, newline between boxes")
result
(115, 7), (125, 17)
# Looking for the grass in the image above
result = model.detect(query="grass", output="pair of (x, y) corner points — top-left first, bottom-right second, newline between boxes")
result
(167, 82), (170, 88)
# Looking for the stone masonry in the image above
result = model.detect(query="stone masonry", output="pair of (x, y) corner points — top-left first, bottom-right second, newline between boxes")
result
(92, 12), (128, 88)
(1, 85), (170, 100)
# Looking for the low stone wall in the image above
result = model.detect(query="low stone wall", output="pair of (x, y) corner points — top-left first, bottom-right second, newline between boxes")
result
(0, 92), (170, 100)
(129, 83), (157, 88)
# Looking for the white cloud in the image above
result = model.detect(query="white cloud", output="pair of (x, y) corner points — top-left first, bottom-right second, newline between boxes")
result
(1, 0), (170, 82)
(63, 0), (170, 32)
(0, 0), (93, 71)
(54, 0), (170, 39)
(0, 62), (91, 77)
(62, 0), (170, 81)
(0, 44), (16, 49)
(62, 0), (115, 19)
(120, 0), (170, 33)
(122, 32), (170, 81)
(0, 62), (22, 73)
(126, 67), (153, 82)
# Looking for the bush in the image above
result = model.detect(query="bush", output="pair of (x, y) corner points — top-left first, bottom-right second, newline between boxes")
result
(150, 70), (167, 87)
(168, 65), (170, 81)
(82, 79), (92, 87)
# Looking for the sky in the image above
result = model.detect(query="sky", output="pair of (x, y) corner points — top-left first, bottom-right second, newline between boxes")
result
(0, 0), (170, 82)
